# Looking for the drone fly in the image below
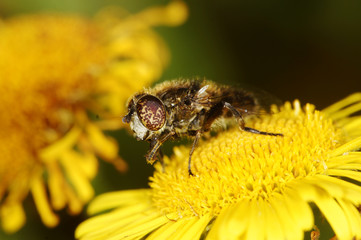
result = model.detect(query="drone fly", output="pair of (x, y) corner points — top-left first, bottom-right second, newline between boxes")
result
(122, 79), (283, 175)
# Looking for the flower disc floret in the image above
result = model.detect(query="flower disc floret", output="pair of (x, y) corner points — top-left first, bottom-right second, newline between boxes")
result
(150, 101), (342, 217)
(76, 94), (361, 240)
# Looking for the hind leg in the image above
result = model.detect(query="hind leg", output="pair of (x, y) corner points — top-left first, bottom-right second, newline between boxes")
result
(223, 102), (283, 136)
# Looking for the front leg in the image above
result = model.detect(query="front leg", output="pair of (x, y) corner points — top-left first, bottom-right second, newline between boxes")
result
(146, 131), (174, 165)
(147, 139), (164, 171)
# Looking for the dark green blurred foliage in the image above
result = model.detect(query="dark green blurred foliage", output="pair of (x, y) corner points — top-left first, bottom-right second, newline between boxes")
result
(162, 0), (361, 108)
(1, 0), (360, 239)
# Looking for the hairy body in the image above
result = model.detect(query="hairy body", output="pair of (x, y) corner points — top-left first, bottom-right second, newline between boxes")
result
(123, 79), (282, 175)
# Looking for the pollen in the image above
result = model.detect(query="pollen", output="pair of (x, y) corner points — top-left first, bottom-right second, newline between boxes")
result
(76, 94), (361, 240)
(150, 101), (343, 218)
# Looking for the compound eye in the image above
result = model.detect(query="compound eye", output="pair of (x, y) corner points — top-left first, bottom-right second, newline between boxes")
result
(136, 95), (166, 131)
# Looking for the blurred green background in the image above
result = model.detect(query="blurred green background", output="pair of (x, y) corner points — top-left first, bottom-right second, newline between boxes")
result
(1, 0), (360, 239)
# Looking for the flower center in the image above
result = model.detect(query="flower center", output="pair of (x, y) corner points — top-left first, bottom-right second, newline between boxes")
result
(149, 101), (343, 218)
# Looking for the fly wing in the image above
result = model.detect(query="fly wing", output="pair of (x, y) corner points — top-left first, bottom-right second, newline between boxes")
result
(249, 88), (283, 114)
(192, 84), (231, 106)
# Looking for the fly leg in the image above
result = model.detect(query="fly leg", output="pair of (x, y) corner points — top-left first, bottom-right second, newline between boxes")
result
(224, 102), (283, 136)
(146, 131), (174, 166)
(187, 106), (223, 176)
(146, 140), (162, 165)
(148, 140), (165, 172)
(188, 131), (202, 176)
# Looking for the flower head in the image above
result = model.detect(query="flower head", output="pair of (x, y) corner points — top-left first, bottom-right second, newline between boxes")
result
(0, 1), (187, 233)
(76, 93), (361, 240)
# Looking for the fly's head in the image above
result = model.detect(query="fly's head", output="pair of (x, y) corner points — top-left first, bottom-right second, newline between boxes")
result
(123, 94), (167, 141)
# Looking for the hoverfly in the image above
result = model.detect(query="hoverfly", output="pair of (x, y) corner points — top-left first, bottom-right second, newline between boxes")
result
(123, 79), (283, 175)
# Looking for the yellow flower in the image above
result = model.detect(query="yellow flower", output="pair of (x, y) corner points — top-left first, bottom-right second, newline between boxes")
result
(0, 1), (187, 234)
(76, 93), (361, 240)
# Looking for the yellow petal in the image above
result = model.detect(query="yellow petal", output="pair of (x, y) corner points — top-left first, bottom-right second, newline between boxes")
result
(332, 163), (361, 170)
(77, 152), (98, 179)
(313, 194), (352, 240)
(76, 202), (151, 239)
(304, 175), (361, 204)
(0, 202), (26, 233)
(60, 151), (94, 203)
(164, 217), (203, 240)
(31, 176), (59, 227)
(327, 153), (361, 168)
(39, 126), (81, 162)
(178, 215), (212, 240)
(245, 199), (265, 240)
(337, 199), (361, 239)
(329, 136), (361, 157)
(269, 194), (304, 240)
(148, 215), (211, 240)
(264, 200), (285, 240)
(63, 184), (83, 214)
(214, 201), (249, 239)
(342, 117), (361, 135)
(284, 187), (313, 231)
(86, 123), (118, 159)
(107, 214), (168, 240)
(140, 1), (188, 27)
(322, 92), (361, 118)
(109, 0), (188, 35)
(87, 189), (150, 215)
(47, 161), (67, 210)
(146, 221), (179, 240)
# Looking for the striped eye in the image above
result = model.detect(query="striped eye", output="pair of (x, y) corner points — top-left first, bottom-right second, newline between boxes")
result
(136, 95), (166, 131)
